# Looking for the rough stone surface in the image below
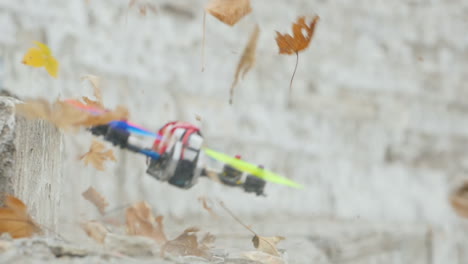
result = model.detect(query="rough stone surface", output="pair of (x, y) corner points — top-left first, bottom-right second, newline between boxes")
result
(0, 98), (16, 204)
(12, 115), (63, 233)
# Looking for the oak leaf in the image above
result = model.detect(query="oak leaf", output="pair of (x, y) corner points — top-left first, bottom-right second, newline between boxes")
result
(80, 140), (116, 171)
(125, 201), (167, 244)
(205, 0), (252, 26)
(275, 16), (319, 103)
(0, 195), (41, 238)
(242, 251), (285, 264)
(161, 227), (215, 259)
(81, 220), (108, 244)
(82, 186), (109, 215)
(230, 25), (260, 104)
(275, 16), (319, 55)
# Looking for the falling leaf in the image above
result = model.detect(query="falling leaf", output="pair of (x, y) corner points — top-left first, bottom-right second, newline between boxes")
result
(205, 0), (252, 26)
(126, 201), (167, 244)
(275, 16), (319, 103)
(15, 99), (87, 130)
(80, 140), (116, 171)
(197, 196), (217, 218)
(252, 235), (285, 256)
(22, 41), (59, 78)
(218, 201), (284, 257)
(450, 182), (468, 218)
(81, 221), (107, 244)
(15, 99), (129, 130)
(128, 0), (157, 16)
(0, 195), (41, 238)
(82, 186), (109, 215)
(161, 227), (214, 258)
(230, 25), (260, 104)
(81, 75), (103, 109)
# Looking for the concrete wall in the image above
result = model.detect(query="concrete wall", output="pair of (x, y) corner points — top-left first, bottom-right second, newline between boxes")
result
(2, 0), (468, 257)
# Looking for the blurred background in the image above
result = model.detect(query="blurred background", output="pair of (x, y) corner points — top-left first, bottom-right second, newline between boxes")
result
(1, 0), (468, 263)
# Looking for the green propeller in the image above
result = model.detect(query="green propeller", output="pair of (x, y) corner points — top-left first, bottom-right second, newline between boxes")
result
(203, 148), (304, 189)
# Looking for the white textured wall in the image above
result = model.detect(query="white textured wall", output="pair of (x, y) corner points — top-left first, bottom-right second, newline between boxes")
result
(1, 0), (468, 242)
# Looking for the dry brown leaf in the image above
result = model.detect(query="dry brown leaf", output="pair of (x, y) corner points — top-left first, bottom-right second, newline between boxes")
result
(81, 220), (107, 244)
(80, 140), (116, 171)
(125, 201), (167, 244)
(15, 99), (88, 130)
(15, 99), (129, 130)
(218, 201), (284, 257)
(129, 0), (157, 16)
(205, 0), (252, 26)
(0, 195), (41, 238)
(197, 196), (217, 218)
(252, 235), (285, 257)
(229, 25), (260, 104)
(76, 105), (129, 127)
(82, 186), (109, 215)
(161, 227), (214, 259)
(275, 16), (319, 103)
(275, 16), (319, 55)
(81, 74), (103, 108)
(450, 182), (468, 218)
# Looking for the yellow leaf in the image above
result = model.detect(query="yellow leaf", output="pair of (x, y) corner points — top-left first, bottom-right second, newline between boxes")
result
(22, 41), (59, 78)
(45, 56), (59, 78)
(21, 48), (45, 67)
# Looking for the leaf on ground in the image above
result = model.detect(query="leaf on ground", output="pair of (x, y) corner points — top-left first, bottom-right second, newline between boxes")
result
(230, 25), (260, 104)
(161, 227), (214, 259)
(22, 41), (59, 78)
(197, 196), (217, 218)
(0, 195), (41, 238)
(450, 182), (468, 218)
(81, 220), (108, 244)
(218, 201), (285, 257)
(252, 235), (285, 257)
(275, 16), (319, 55)
(80, 140), (116, 171)
(242, 251), (285, 264)
(275, 16), (319, 102)
(125, 201), (167, 244)
(205, 0), (252, 26)
(82, 186), (109, 215)
(81, 75), (103, 108)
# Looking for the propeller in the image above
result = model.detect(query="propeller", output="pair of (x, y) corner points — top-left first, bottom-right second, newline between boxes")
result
(203, 148), (304, 189)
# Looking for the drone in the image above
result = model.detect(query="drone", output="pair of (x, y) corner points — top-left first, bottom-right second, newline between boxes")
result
(66, 99), (303, 196)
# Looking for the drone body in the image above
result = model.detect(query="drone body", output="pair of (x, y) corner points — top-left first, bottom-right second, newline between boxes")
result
(68, 99), (302, 195)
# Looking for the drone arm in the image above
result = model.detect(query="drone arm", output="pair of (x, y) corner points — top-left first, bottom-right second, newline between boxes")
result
(89, 124), (161, 160)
